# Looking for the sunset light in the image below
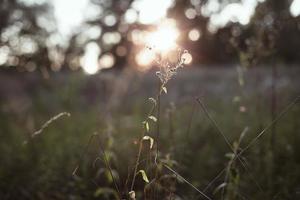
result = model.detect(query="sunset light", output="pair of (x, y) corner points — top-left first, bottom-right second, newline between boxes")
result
(135, 49), (155, 70)
(145, 20), (179, 53)
(2, 0), (300, 199)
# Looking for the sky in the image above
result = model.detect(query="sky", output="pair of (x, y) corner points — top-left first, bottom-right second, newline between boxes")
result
(51, 0), (101, 36)
(50, 0), (300, 36)
(50, 0), (175, 36)
(8, 0), (300, 74)
(16, 0), (300, 36)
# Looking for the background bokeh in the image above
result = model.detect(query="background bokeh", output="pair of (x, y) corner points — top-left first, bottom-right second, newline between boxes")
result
(1, 0), (300, 199)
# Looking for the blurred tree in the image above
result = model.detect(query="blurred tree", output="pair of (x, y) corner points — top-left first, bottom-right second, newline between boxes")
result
(168, 0), (300, 65)
(63, 0), (135, 71)
(228, 0), (300, 65)
(0, 0), (56, 76)
(1, 0), (300, 73)
(168, 0), (237, 64)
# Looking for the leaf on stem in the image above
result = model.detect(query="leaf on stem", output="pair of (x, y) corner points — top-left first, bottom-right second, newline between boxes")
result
(162, 86), (167, 94)
(148, 116), (157, 122)
(138, 170), (149, 183)
(143, 135), (154, 149)
(143, 121), (150, 132)
(148, 97), (156, 105)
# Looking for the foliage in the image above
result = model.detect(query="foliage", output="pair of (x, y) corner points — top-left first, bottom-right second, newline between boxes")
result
(0, 67), (299, 199)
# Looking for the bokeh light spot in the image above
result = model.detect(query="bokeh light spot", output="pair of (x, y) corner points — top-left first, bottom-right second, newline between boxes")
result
(181, 52), (193, 65)
(80, 42), (100, 74)
(116, 46), (127, 57)
(188, 28), (201, 41)
(124, 8), (138, 23)
(135, 49), (155, 70)
(185, 8), (197, 19)
(99, 53), (115, 69)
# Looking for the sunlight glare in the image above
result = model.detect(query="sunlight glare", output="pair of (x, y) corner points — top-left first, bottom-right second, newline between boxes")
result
(290, 0), (300, 17)
(132, 0), (174, 24)
(80, 42), (100, 75)
(135, 49), (155, 70)
(145, 20), (179, 53)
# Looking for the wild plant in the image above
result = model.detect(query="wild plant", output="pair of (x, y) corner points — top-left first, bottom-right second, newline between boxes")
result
(214, 127), (248, 200)
(129, 48), (187, 199)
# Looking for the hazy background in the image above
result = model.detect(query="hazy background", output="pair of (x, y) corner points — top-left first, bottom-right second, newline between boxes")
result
(1, 0), (300, 199)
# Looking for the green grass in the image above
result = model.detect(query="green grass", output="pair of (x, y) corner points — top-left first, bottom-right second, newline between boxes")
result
(0, 68), (299, 199)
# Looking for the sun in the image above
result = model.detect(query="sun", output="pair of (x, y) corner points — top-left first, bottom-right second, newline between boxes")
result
(135, 19), (181, 70)
(145, 19), (179, 53)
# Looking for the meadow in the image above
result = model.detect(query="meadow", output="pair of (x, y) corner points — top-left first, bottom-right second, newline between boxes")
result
(0, 66), (299, 199)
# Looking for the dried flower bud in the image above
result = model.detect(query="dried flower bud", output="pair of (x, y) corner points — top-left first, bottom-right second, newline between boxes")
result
(129, 191), (136, 200)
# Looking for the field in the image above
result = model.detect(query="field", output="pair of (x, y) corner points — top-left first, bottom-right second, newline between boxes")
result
(0, 66), (300, 199)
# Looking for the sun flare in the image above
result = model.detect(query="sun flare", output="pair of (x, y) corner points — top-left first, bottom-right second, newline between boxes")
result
(145, 20), (179, 53)
(135, 19), (182, 69)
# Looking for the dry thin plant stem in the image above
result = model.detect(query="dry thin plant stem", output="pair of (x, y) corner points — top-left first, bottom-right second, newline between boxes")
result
(186, 100), (197, 141)
(23, 112), (70, 145)
(72, 133), (96, 177)
(130, 96), (158, 191)
(220, 127), (248, 200)
(95, 134), (121, 199)
(239, 95), (299, 155)
(183, 99), (197, 156)
(156, 80), (162, 161)
(203, 168), (226, 193)
(72, 133), (121, 200)
(153, 80), (163, 200)
(196, 98), (264, 194)
(196, 127), (248, 199)
(130, 134), (146, 191)
(32, 112), (71, 137)
(126, 158), (150, 195)
(199, 95), (299, 195)
(163, 163), (212, 200)
(196, 98), (246, 159)
(130, 83), (166, 192)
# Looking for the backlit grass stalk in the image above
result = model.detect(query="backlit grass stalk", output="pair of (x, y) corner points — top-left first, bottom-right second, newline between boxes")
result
(129, 49), (186, 196)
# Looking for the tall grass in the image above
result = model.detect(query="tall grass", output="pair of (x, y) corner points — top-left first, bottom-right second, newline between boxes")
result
(0, 49), (299, 199)
(68, 45), (300, 200)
